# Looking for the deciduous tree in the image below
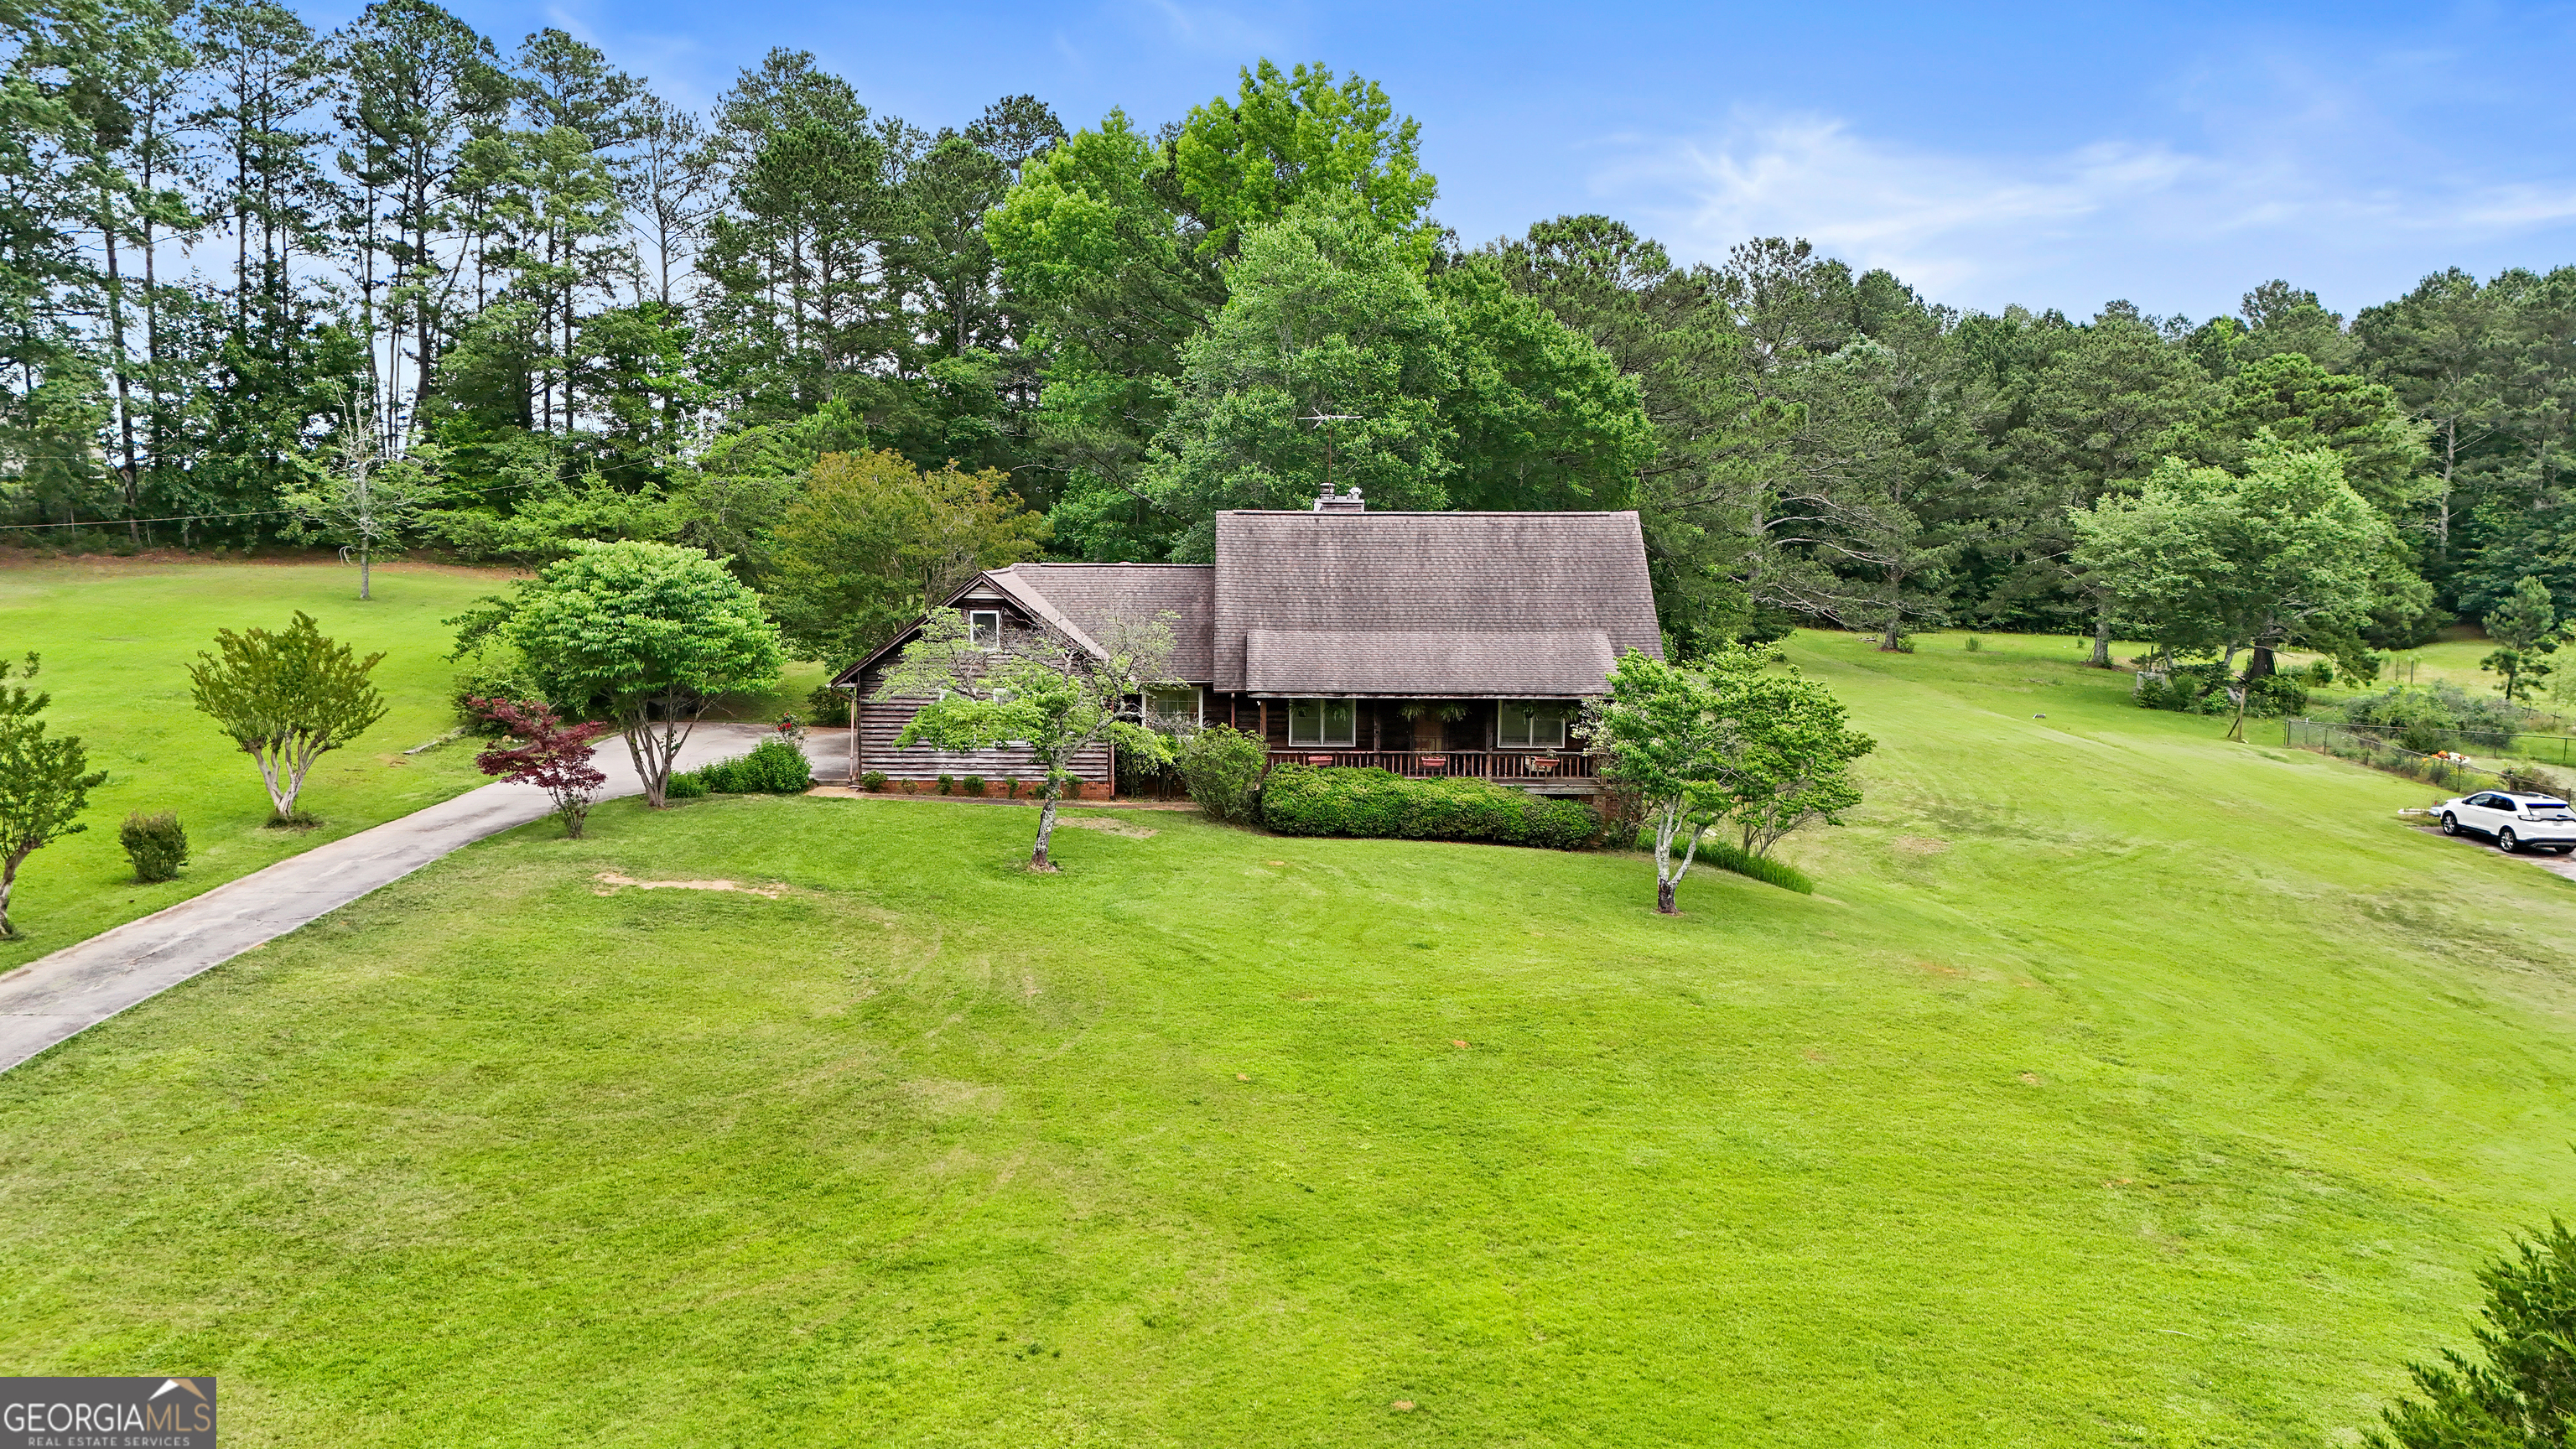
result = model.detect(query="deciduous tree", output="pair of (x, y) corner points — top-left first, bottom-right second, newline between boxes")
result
(2073, 436), (2391, 740)
(1589, 652), (1732, 914)
(1149, 201), (1458, 558)
(465, 694), (611, 835)
(1699, 647), (1875, 858)
(879, 606), (1176, 870)
(281, 397), (441, 598)
(0, 656), (105, 937)
(462, 539), (783, 807)
(765, 449), (1049, 672)
(188, 611), (387, 818)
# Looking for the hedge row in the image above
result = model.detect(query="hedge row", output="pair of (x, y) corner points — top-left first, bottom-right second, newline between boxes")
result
(1259, 766), (1598, 849)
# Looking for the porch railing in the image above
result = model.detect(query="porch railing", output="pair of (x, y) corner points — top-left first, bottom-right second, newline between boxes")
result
(1264, 749), (1600, 782)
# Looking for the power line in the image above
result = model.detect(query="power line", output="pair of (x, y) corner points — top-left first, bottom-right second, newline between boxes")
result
(0, 480), (536, 534)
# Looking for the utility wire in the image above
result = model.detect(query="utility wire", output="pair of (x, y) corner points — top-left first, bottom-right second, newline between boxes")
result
(0, 480), (537, 534)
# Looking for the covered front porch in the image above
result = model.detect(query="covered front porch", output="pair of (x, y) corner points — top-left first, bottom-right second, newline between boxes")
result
(1261, 747), (1602, 792)
(1210, 694), (1600, 793)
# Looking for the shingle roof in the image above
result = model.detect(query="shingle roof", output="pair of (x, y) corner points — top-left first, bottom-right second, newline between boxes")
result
(1245, 628), (1614, 696)
(1213, 511), (1662, 694)
(989, 564), (1217, 682)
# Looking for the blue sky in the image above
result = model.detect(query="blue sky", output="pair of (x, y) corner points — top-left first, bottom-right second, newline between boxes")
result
(338, 0), (2576, 323)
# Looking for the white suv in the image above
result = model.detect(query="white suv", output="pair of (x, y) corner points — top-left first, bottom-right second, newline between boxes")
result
(2438, 791), (2576, 854)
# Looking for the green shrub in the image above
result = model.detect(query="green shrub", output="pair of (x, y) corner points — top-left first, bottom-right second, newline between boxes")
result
(1701, 839), (1814, 894)
(119, 810), (188, 882)
(2303, 659), (2334, 686)
(697, 737), (813, 794)
(663, 770), (709, 798)
(1179, 726), (1268, 823)
(2366, 1218), (2576, 1446)
(861, 771), (888, 792)
(1963, 636), (1981, 652)
(961, 774), (986, 797)
(2343, 681), (2523, 750)
(1259, 766), (1597, 849)
(451, 657), (547, 735)
(937, 773), (954, 795)
(2244, 673), (2309, 718)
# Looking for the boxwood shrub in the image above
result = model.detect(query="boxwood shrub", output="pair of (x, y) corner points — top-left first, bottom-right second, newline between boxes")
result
(1259, 766), (1597, 850)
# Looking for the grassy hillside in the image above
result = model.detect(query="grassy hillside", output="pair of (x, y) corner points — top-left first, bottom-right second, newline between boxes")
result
(0, 556), (827, 968)
(3, 631), (2573, 1446)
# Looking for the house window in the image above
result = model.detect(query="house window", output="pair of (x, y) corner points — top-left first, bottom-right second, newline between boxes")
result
(1497, 701), (1567, 749)
(969, 610), (1002, 650)
(1286, 698), (1357, 746)
(1145, 685), (1202, 730)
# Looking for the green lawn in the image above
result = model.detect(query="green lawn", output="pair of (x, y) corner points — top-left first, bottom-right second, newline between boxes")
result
(0, 556), (826, 968)
(6, 631), (2576, 1445)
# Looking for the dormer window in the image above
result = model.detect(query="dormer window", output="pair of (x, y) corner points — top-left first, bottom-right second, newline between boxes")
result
(969, 610), (1002, 650)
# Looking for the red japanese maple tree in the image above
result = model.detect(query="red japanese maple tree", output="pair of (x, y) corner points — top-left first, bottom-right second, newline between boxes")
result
(465, 697), (613, 838)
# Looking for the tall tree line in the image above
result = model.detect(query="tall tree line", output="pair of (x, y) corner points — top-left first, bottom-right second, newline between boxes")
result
(3, 7), (2573, 677)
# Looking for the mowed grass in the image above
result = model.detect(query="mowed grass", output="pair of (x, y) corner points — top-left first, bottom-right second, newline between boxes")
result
(0, 555), (828, 968)
(0, 558), (512, 966)
(4, 632), (2576, 1446)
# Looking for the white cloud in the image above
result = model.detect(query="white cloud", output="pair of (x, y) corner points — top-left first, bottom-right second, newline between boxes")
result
(1589, 107), (2576, 315)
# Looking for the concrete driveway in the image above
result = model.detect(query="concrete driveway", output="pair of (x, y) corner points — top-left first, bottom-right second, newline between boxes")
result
(0, 724), (850, 1073)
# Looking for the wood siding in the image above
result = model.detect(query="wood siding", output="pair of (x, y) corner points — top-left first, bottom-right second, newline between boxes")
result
(852, 662), (1114, 787)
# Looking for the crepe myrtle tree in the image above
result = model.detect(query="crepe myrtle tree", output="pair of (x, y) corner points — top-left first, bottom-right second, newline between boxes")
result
(189, 613), (390, 822)
(0, 655), (105, 937)
(880, 608), (1179, 870)
(454, 541), (784, 808)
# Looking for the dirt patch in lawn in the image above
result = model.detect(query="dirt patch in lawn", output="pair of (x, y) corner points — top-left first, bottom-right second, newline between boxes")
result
(592, 871), (787, 899)
(1893, 836), (1951, 854)
(1052, 817), (1158, 839)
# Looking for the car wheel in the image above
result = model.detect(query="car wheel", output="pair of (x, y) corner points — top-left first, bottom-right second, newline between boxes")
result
(2500, 828), (2521, 853)
(2441, 811), (2461, 835)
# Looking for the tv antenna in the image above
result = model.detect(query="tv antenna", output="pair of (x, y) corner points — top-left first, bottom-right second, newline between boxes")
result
(1300, 411), (1360, 495)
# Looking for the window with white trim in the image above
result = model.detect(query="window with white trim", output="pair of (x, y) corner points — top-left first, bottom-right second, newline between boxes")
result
(968, 610), (1002, 649)
(1145, 685), (1202, 730)
(1286, 698), (1357, 746)
(1497, 701), (1568, 749)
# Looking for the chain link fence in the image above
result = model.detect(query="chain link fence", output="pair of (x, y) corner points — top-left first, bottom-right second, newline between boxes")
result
(2284, 718), (2571, 797)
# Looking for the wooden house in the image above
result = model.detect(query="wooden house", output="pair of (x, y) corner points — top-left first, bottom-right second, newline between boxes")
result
(831, 486), (1665, 797)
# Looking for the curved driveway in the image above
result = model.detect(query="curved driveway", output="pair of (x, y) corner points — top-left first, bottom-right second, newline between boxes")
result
(0, 724), (849, 1073)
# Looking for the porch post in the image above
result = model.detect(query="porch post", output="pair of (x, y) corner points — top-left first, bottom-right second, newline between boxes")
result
(1259, 699), (1269, 747)
(849, 688), (860, 783)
